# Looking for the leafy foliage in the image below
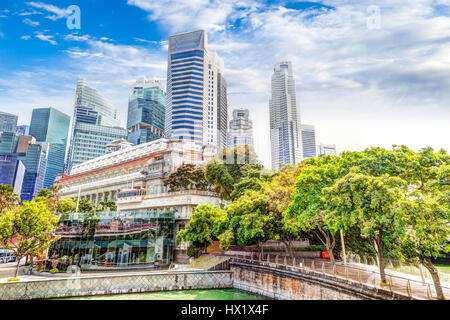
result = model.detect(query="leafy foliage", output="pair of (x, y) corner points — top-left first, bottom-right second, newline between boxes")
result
(176, 205), (226, 251)
(0, 199), (60, 277)
(164, 164), (211, 192)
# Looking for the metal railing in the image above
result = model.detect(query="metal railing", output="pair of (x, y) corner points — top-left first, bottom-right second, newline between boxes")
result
(229, 253), (450, 300)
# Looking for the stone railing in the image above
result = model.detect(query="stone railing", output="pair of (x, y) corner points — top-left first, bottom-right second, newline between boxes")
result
(0, 270), (233, 300)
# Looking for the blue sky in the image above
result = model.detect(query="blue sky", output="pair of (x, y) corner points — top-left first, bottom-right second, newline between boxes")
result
(0, 0), (449, 169)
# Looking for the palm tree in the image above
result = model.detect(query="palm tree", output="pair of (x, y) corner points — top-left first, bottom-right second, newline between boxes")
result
(98, 198), (117, 212)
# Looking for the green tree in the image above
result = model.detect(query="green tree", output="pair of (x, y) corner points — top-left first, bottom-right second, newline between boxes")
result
(0, 184), (20, 214)
(98, 198), (117, 211)
(230, 169), (264, 201)
(205, 160), (235, 200)
(287, 156), (347, 264)
(164, 164), (211, 192)
(176, 205), (226, 253)
(398, 196), (449, 300)
(56, 198), (77, 214)
(78, 198), (94, 213)
(263, 164), (304, 257)
(36, 185), (62, 213)
(323, 173), (407, 283)
(0, 200), (60, 277)
(220, 190), (275, 258)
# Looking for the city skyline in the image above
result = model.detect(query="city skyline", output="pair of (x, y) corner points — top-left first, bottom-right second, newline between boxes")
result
(0, 1), (449, 169)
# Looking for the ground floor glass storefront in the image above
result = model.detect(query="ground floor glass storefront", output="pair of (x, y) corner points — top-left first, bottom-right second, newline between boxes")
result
(48, 210), (175, 269)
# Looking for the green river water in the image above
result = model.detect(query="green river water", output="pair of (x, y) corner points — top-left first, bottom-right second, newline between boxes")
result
(57, 289), (268, 300)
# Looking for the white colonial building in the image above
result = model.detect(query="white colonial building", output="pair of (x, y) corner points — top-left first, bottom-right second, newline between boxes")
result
(55, 138), (226, 263)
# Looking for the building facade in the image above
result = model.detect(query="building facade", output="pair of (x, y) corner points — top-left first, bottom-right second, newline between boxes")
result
(165, 30), (227, 149)
(127, 79), (166, 145)
(301, 124), (316, 160)
(29, 107), (70, 189)
(67, 80), (127, 172)
(318, 143), (337, 156)
(49, 210), (175, 270)
(269, 61), (303, 170)
(17, 137), (49, 201)
(227, 108), (254, 149)
(55, 138), (223, 264)
(16, 125), (30, 136)
(0, 111), (18, 133)
(0, 153), (25, 194)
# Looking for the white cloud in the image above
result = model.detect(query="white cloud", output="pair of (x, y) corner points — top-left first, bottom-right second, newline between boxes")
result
(23, 18), (40, 26)
(2, 0), (449, 169)
(21, 35), (31, 40)
(26, 1), (68, 20)
(34, 31), (57, 45)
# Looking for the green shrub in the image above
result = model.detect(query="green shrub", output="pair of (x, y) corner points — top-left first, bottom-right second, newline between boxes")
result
(49, 268), (59, 274)
(187, 245), (199, 258)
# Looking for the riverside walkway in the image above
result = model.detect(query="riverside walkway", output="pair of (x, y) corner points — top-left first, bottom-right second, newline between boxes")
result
(228, 254), (450, 300)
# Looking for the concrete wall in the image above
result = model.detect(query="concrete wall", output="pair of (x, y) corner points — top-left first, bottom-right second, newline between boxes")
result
(0, 270), (233, 300)
(231, 260), (410, 300)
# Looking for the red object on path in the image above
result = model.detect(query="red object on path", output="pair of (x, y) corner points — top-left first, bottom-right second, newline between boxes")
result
(321, 251), (330, 259)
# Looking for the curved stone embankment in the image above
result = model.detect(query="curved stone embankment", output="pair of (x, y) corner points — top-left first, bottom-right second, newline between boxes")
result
(231, 260), (413, 300)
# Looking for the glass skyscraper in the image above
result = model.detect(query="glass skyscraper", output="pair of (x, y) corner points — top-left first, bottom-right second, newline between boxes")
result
(0, 153), (25, 194)
(227, 108), (254, 149)
(29, 107), (70, 189)
(17, 138), (49, 202)
(301, 124), (316, 160)
(127, 79), (166, 145)
(270, 61), (303, 170)
(0, 111), (18, 133)
(67, 80), (127, 172)
(166, 30), (227, 148)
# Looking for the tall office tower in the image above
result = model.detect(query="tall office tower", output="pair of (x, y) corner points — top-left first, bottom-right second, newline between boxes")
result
(16, 136), (49, 201)
(29, 107), (70, 189)
(227, 108), (254, 149)
(318, 143), (337, 156)
(166, 30), (227, 148)
(0, 111), (18, 133)
(0, 153), (25, 194)
(217, 73), (228, 150)
(67, 80), (127, 172)
(127, 79), (166, 145)
(301, 124), (316, 160)
(269, 61), (302, 170)
(16, 125), (30, 136)
(0, 132), (19, 153)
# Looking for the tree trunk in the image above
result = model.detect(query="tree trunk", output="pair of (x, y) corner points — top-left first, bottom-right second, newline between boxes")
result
(423, 258), (445, 300)
(282, 239), (294, 259)
(14, 257), (21, 278)
(318, 228), (335, 265)
(372, 235), (387, 284)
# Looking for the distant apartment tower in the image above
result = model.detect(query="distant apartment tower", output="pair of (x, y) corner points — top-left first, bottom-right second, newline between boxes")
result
(127, 79), (166, 145)
(29, 107), (70, 189)
(0, 111), (18, 133)
(269, 61), (302, 170)
(318, 143), (337, 156)
(16, 125), (30, 136)
(16, 136), (49, 202)
(67, 80), (127, 172)
(227, 108), (254, 149)
(301, 124), (316, 160)
(165, 30), (227, 148)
